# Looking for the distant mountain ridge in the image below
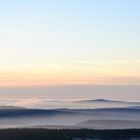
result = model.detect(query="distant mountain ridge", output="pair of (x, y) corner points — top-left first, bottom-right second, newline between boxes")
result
(0, 107), (140, 118)
(0, 106), (140, 128)
(77, 99), (140, 104)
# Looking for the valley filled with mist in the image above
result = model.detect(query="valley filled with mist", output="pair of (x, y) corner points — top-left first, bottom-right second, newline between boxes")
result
(0, 99), (140, 129)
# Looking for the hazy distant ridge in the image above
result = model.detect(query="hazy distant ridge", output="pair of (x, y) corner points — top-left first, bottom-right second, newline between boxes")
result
(0, 106), (140, 129)
(77, 98), (140, 104)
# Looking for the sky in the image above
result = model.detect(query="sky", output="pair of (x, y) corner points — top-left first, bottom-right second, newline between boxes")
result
(0, 0), (140, 87)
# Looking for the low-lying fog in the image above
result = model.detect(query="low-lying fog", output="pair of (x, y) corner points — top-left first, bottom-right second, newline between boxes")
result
(1, 98), (140, 109)
(0, 99), (140, 129)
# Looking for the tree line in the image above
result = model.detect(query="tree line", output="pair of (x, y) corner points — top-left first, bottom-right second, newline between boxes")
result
(0, 128), (139, 140)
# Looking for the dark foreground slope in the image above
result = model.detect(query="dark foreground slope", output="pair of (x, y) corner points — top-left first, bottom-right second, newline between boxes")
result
(0, 129), (140, 140)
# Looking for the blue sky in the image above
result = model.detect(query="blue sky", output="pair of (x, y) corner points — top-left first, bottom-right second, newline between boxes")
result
(0, 0), (140, 86)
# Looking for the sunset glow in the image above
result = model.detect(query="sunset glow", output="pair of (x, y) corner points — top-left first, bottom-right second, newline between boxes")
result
(0, 0), (140, 87)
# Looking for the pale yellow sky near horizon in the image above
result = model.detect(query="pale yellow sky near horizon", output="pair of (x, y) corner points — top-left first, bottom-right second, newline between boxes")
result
(0, 60), (140, 87)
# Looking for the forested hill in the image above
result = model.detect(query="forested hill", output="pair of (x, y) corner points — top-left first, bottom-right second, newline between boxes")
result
(0, 129), (140, 140)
